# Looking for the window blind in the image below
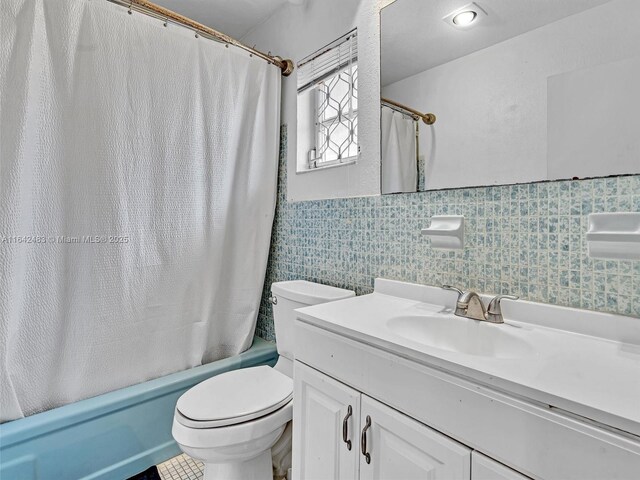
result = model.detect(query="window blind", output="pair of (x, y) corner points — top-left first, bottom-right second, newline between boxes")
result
(297, 29), (358, 94)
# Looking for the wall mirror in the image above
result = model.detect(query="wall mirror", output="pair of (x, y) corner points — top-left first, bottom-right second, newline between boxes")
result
(380, 0), (640, 194)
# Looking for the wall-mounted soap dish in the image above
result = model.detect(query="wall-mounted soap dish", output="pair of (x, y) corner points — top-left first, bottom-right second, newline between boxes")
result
(586, 212), (640, 260)
(421, 215), (464, 250)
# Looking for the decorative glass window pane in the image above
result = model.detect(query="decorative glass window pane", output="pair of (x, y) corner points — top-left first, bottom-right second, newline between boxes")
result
(297, 29), (358, 170)
(315, 64), (358, 165)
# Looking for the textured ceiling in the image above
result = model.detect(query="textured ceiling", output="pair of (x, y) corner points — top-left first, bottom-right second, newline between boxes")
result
(152, 0), (291, 39)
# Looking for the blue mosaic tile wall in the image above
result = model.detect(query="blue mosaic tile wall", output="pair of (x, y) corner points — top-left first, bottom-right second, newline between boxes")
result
(256, 126), (640, 340)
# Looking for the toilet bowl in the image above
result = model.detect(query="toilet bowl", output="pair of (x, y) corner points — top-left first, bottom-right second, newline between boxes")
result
(172, 280), (355, 480)
(172, 365), (293, 480)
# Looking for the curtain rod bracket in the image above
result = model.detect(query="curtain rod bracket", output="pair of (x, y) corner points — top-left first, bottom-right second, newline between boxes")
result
(275, 57), (295, 77)
(423, 113), (436, 125)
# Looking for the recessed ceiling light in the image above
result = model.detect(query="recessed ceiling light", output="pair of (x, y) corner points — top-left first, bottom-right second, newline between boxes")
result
(443, 2), (487, 29)
(452, 10), (477, 26)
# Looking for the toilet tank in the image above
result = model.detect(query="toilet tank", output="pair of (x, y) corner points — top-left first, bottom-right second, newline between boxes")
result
(270, 281), (355, 362)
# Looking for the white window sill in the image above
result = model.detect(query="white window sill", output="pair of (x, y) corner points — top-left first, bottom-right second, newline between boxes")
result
(297, 156), (358, 175)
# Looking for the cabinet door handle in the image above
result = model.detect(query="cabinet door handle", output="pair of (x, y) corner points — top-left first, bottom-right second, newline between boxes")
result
(342, 405), (352, 450)
(360, 415), (371, 464)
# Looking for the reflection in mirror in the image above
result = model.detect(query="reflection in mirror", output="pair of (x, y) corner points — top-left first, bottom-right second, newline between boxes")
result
(380, 0), (640, 193)
(380, 98), (436, 194)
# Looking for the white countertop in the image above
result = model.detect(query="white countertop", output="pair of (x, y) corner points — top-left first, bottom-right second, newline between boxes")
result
(295, 279), (640, 438)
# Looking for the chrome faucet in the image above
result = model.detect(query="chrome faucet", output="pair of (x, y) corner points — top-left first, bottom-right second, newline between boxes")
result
(442, 285), (518, 324)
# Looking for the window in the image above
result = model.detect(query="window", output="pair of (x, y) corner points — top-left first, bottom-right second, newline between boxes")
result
(297, 30), (358, 170)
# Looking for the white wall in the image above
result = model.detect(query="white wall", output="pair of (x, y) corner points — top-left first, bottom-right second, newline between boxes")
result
(382, 0), (640, 190)
(548, 55), (640, 179)
(243, 0), (386, 202)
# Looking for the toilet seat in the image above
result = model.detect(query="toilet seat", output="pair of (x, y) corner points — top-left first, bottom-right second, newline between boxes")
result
(172, 399), (293, 451)
(176, 365), (293, 428)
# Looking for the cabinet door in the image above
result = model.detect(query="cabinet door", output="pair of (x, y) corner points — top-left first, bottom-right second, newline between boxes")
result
(292, 361), (361, 480)
(471, 452), (531, 480)
(359, 395), (471, 480)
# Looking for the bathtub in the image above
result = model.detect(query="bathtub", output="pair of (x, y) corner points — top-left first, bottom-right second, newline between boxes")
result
(0, 337), (277, 480)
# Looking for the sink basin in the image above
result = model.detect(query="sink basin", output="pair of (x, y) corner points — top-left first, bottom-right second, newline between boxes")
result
(386, 314), (534, 358)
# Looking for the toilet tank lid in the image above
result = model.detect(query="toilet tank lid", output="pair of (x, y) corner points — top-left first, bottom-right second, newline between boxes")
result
(271, 280), (355, 305)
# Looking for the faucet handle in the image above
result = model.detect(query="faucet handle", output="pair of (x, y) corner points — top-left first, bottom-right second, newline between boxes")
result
(485, 294), (518, 324)
(487, 294), (518, 314)
(442, 285), (464, 296)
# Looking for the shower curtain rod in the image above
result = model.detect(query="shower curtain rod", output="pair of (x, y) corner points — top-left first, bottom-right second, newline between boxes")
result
(381, 97), (436, 125)
(108, 0), (294, 76)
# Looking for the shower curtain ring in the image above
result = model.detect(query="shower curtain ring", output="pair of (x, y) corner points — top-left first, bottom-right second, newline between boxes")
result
(163, 17), (168, 27)
(128, 1), (132, 14)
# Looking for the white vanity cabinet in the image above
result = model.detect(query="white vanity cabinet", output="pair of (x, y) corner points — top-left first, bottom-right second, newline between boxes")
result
(293, 361), (471, 480)
(293, 279), (640, 479)
(292, 361), (361, 480)
(359, 394), (471, 480)
(471, 452), (530, 480)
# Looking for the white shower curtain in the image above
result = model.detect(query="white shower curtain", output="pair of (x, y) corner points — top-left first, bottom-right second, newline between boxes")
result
(381, 105), (417, 194)
(0, 0), (280, 422)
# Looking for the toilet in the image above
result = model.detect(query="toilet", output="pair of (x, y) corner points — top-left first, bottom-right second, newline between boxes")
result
(172, 280), (355, 480)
